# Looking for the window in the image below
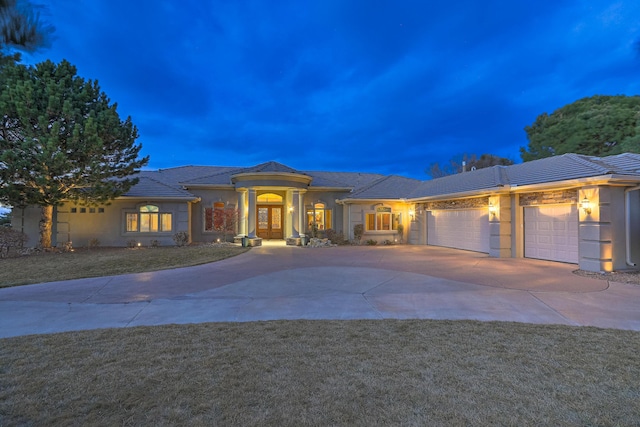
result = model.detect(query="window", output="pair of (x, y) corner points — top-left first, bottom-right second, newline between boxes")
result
(307, 202), (332, 231)
(126, 205), (172, 233)
(257, 193), (283, 203)
(204, 202), (236, 233)
(366, 207), (400, 231)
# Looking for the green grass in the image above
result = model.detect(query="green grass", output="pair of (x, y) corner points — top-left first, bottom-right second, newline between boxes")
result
(1, 320), (639, 426)
(0, 245), (250, 287)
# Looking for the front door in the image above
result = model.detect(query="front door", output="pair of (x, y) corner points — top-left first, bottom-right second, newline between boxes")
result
(257, 205), (283, 239)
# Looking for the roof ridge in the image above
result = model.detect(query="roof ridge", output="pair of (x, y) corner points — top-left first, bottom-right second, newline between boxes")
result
(493, 165), (510, 186)
(349, 175), (393, 196)
(179, 167), (244, 184)
(565, 153), (613, 174)
(142, 175), (193, 195)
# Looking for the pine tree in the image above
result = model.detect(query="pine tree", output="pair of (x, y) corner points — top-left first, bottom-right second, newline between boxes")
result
(0, 59), (149, 248)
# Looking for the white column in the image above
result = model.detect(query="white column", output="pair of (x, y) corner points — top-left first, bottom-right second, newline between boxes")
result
(237, 189), (247, 236)
(298, 192), (306, 236)
(291, 190), (300, 238)
(247, 188), (257, 238)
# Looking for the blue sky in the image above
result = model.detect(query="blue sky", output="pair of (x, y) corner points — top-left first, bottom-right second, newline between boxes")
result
(21, 0), (640, 178)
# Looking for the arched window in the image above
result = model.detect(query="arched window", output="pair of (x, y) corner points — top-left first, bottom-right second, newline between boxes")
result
(257, 193), (283, 203)
(366, 206), (400, 231)
(307, 202), (332, 231)
(126, 205), (172, 233)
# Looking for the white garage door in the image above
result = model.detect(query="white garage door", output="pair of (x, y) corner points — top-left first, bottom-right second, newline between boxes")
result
(427, 209), (490, 253)
(524, 205), (578, 264)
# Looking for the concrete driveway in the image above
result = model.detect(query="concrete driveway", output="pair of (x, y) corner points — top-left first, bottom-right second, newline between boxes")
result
(1, 244), (639, 338)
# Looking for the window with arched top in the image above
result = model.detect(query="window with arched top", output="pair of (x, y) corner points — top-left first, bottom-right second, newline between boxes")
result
(366, 206), (400, 231)
(257, 193), (283, 203)
(126, 204), (172, 233)
(307, 202), (332, 231)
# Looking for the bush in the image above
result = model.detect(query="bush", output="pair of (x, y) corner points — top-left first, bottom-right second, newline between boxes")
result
(0, 227), (28, 258)
(353, 224), (364, 243)
(127, 239), (138, 249)
(173, 231), (189, 247)
(365, 239), (378, 246)
(325, 229), (349, 245)
(150, 239), (160, 248)
(88, 238), (100, 248)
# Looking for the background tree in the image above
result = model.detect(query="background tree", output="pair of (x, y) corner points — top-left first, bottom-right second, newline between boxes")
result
(1, 0), (53, 51)
(520, 95), (640, 162)
(0, 59), (149, 248)
(427, 153), (514, 178)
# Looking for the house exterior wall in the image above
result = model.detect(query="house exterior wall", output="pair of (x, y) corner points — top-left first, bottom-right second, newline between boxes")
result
(13, 200), (190, 248)
(344, 201), (409, 244)
(302, 190), (348, 235)
(578, 186), (627, 272)
(629, 189), (640, 266)
(189, 188), (239, 243)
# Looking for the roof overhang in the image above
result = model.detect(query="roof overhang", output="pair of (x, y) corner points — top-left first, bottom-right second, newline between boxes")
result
(231, 171), (313, 189)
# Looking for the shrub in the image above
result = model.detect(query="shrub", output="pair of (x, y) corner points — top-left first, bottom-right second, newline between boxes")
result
(127, 239), (138, 249)
(88, 238), (100, 248)
(0, 227), (28, 258)
(325, 229), (349, 245)
(353, 224), (364, 243)
(173, 231), (189, 247)
(150, 239), (160, 248)
(396, 224), (404, 242)
(365, 239), (378, 246)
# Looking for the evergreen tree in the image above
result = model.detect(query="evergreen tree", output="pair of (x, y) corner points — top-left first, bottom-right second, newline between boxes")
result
(0, 59), (149, 248)
(521, 95), (640, 161)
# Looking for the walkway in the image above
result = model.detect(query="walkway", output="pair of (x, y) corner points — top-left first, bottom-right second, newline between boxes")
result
(1, 245), (639, 338)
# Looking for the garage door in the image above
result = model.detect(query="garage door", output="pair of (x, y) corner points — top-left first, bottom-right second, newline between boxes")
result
(427, 209), (490, 253)
(524, 205), (578, 264)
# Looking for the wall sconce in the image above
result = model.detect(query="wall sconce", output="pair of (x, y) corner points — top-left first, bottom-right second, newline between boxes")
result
(580, 197), (592, 215)
(288, 206), (294, 213)
(409, 209), (415, 220)
(488, 202), (497, 217)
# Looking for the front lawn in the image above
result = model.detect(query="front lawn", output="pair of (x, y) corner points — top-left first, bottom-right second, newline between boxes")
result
(1, 319), (638, 425)
(0, 245), (250, 287)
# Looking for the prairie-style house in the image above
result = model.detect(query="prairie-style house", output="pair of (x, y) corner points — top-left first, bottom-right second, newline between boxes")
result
(12, 153), (640, 273)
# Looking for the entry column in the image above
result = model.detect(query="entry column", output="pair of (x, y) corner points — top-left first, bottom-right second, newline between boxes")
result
(237, 189), (247, 236)
(290, 190), (300, 238)
(247, 188), (257, 238)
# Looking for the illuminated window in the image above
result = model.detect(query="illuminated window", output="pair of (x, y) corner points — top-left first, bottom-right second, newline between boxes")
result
(204, 202), (236, 233)
(307, 202), (332, 231)
(365, 207), (400, 231)
(126, 205), (172, 233)
(257, 193), (283, 203)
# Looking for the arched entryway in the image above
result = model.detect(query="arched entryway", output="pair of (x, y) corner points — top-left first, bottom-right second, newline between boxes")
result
(257, 193), (284, 239)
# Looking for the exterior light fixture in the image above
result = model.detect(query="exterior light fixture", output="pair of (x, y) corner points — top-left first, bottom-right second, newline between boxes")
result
(488, 202), (497, 217)
(409, 209), (415, 220)
(580, 197), (592, 215)
(137, 242), (141, 247)
(288, 206), (294, 213)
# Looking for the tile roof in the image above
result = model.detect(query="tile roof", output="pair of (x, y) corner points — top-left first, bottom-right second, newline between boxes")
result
(122, 175), (197, 199)
(350, 175), (422, 199)
(121, 153), (640, 201)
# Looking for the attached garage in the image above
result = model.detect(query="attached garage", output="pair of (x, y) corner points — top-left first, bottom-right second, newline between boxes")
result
(524, 205), (579, 264)
(427, 209), (490, 253)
